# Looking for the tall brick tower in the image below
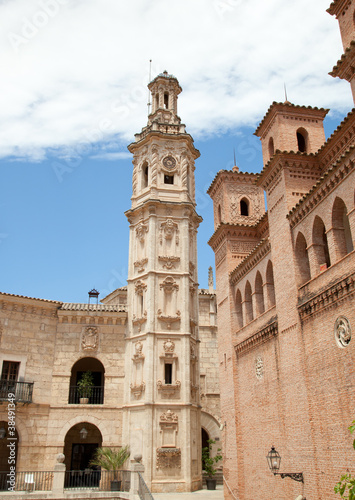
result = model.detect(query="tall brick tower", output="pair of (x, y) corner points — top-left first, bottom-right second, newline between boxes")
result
(328, 0), (355, 103)
(124, 72), (203, 492)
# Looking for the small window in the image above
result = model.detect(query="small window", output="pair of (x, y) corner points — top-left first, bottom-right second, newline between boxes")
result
(164, 363), (172, 384)
(1, 361), (19, 382)
(297, 129), (308, 153)
(268, 137), (275, 157)
(155, 94), (159, 110)
(240, 199), (249, 216)
(142, 161), (149, 188)
(164, 174), (174, 185)
(164, 93), (169, 109)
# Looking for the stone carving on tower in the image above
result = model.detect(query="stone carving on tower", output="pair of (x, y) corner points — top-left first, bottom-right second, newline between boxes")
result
(123, 71), (202, 492)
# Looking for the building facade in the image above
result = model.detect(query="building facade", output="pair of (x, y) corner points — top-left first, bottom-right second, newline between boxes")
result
(0, 73), (221, 493)
(208, 2), (355, 499)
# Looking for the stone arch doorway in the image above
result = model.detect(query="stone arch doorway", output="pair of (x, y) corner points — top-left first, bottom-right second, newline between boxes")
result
(63, 422), (102, 486)
(0, 422), (18, 490)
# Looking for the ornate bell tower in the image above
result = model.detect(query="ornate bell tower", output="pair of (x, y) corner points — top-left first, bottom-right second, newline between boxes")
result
(124, 71), (202, 492)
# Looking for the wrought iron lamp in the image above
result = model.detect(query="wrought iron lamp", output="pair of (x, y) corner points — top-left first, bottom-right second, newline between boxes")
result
(0, 427), (6, 439)
(79, 427), (88, 440)
(266, 446), (304, 483)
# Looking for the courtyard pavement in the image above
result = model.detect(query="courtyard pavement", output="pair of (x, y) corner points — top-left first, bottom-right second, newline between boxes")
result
(152, 485), (224, 499)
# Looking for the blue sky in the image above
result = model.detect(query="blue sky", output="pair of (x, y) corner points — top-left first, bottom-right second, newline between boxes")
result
(0, 0), (353, 302)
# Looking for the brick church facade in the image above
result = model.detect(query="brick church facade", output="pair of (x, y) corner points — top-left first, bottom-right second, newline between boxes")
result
(208, 1), (355, 499)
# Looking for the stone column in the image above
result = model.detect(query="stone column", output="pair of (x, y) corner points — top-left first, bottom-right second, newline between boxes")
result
(129, 455), (145, 499)
(52, 454), (66, 496)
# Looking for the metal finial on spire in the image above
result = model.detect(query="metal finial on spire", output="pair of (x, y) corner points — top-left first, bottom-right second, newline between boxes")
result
(284, 83), (289, 103)
(232, 148), (239, 172)
(147, 59), (152, 114)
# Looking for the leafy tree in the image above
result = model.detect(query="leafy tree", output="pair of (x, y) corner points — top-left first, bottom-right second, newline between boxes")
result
(334, 420), (355, 500)
(202, 439), (223, 478)
(77, 371), (94, 399)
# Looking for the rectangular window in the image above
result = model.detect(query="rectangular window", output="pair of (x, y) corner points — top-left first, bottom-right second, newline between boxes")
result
(164, 363), (172, 385)
(164, 175), (174, 185)
(1, 361), (19, 382)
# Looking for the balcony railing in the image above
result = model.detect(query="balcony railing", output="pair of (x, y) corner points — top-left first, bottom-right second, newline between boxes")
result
(0, 380), (34, 403)
(68, 386), (104, 405)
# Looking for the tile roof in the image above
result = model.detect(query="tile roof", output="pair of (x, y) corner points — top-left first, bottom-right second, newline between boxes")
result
(254, 102), (329, 136)
(0, 291), (62, 304)
(60, 303), (127, 312)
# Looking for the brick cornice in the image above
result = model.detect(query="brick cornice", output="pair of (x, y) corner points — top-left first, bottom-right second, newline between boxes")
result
(208, 223), (259, 251)
(235, 319), (278, 356)
(254, 102), (329, 138)
(327, 0), (351, 18)
(298, 271), (355, 320)
(230, 238), (271, 285)
(256, 151), (321, 191)
(287, 147), (355, 228)
(207, 169), (259, 198)
(329, 41), (355, 80)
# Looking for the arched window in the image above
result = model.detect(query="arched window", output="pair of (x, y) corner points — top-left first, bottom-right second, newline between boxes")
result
(240, 198), (249, 216)
(295, 232), (311, 286)
(268, 137), (275, 158)
(332, 197), (354, 259)
(244, 281), (253, 323)
(297, 128), (308, 153)
(142, 161), (148, 188)
(254, 271), (265, 316)
(217, 205), (222, 225)
(164, 93), (169, 109)
(312, 216), (331, 271)
(265, 260), (276, 308)
(69, 357), (105, 405)
(235, 289), (243, 330)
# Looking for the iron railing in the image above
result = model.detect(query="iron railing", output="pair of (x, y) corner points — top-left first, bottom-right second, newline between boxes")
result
(0, 471), (53, 491)
(64, 469), (131, 491)
(138, 471), (154, 500)
(0, 380), (34, 403)
(68, 386), (104, 404)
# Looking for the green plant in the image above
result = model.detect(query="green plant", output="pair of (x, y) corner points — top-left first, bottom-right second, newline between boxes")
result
(335, 420), (355, 500)
(89, 446), (130, 480)
(77, 371), (94, 399)
(202, 439), (222, 478)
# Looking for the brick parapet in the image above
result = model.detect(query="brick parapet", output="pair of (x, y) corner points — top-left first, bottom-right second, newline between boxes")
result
(287, 146), (355, 229)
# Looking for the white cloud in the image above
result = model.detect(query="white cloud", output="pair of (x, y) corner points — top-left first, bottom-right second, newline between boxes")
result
(0, 0), (352, 160)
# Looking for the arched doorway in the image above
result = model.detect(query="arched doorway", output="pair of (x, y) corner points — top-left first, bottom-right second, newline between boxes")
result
(0, 422), (18, 490)
(63, 422), (102, 487)
(69, 357), (105, 404)
(201, 428), (210, 469)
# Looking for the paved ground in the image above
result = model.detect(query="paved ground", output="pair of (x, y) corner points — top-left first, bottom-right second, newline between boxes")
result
(153, 485), (224, 499)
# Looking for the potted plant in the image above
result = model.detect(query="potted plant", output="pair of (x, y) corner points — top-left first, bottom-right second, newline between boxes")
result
(77, 371), (94, 404)
(89, 446), (130, 491)
(202, 439), (222, 490)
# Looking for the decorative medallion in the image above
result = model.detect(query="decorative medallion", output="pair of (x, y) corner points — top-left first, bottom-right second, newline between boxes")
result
(162, 156), (176, 170)
(334, 316), (351, 348)
(160, 409), (178, 423)
(135, 222), (148, 243)
(255, 356), (264, 379)
(163, 339), (175, 353)
(81, 327), (99, 351)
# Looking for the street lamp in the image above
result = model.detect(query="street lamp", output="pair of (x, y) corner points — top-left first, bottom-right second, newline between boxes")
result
(266, 446), (304, 483)
(0, 427), (6, 439)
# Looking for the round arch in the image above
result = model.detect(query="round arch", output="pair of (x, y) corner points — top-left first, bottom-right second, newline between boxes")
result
(57, 415), (112, 447)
